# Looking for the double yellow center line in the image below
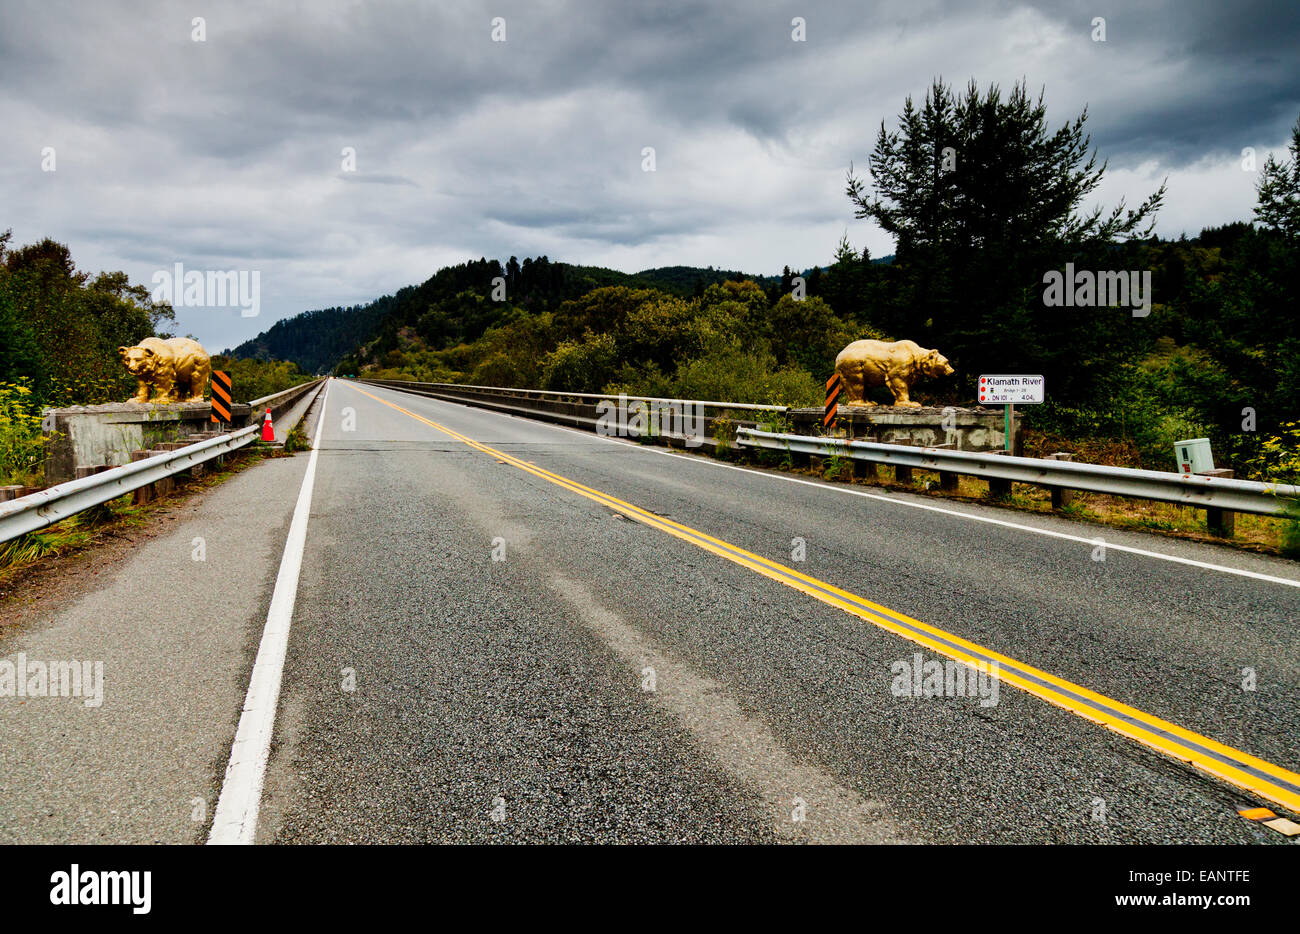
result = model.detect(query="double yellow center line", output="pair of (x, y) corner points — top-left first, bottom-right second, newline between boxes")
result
(351, 384), (1300, 816)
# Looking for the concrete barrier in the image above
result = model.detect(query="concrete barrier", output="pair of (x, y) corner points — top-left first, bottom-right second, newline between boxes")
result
(790, 405), (1022, 454)
(41, 401), (252, 485)
(40, 379), (324, 484)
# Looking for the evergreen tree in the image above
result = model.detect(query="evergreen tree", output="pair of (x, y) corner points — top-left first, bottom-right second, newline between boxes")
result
(844, 78), (1166, 402)
(1255, 115), (1300, 237)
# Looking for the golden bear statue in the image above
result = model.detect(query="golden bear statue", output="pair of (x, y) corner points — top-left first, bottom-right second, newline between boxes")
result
(119, 337), (213, 404)
(834, 339), (954, 408)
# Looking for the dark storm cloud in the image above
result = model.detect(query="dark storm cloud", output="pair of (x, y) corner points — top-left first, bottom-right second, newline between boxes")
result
(1, 0), (1296, 351)
(1018, 0), (1300, 162)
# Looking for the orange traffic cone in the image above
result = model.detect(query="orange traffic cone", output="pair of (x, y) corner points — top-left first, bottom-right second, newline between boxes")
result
(261, 411), (275, 442)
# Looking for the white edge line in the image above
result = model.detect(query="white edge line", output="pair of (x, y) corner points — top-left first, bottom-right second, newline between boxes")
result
(357, 381), (1300, 591)
(208, 380), (330, 844)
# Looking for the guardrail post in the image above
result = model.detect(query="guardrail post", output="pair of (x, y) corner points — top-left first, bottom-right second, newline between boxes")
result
(0, 485), (27, 502)
(927, 443), (960, 491)
(148, 450), (175, 497)
(892, 441), (914, 484)
(159, 442), (193, 483)
(131, 451), (155, 503)
(853, 436), (878, 480)
(1198, 468), (1236, 536)
(1044, 453), (1075, 509)
(988, 451), (1013, 498)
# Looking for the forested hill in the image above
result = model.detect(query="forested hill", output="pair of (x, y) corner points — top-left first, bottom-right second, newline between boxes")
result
(225, 301), (393, 376)
(224, 259), (782, 374)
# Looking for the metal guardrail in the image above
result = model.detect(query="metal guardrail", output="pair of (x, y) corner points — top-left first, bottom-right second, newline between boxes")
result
(248, 378), (326, 423)
(360, 377), (789, 449)
(361, 378), (789, 414)
(359, 378), (1298, 519)
(0, 427), (259, 545)
(735, 428), (1300, 517)
(0, 379), (328, 546)
(250, 378), (324, 409)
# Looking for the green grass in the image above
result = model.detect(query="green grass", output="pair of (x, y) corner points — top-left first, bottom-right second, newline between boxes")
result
(0, 520), (94, 567)
(822, 453), (853, 481)
(282, 423), (311, 453)
(1058, 501), (1095, 522)
(1280, 499), (1300, 559)
(710, 417), (735, 459)
(753, 445), (793, 468)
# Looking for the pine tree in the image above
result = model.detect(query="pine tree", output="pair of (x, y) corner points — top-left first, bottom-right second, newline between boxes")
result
(1255, 115), (1300, 238)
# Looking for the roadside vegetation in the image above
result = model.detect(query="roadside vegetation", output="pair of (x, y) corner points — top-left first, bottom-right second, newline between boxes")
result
(206, 354), (311, 403)
(5, 80), (1298, 512)
(0, 380), (44, 487)
(0, 232), (309, 487)
(319, 86), (1299, 487)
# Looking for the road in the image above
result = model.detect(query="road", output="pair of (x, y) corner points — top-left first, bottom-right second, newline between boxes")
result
(3, 377), (1298, 844)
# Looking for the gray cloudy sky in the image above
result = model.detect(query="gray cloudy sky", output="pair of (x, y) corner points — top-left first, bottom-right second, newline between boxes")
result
(2, 0), (1297, 351)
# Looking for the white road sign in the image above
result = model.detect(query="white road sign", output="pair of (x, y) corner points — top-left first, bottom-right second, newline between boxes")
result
(979, 375), (1044, 405)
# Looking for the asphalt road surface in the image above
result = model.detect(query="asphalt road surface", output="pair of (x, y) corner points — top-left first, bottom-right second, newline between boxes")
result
(4, 377), (1298, 844)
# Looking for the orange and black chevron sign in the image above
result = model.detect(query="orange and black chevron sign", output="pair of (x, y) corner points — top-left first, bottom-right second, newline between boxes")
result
(210, 370), (233, 425)
(823, 373), (842, 428)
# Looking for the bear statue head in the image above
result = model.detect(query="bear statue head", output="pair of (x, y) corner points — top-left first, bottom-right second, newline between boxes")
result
(922, 349), (955, 379)
(119, 345), (159, 376)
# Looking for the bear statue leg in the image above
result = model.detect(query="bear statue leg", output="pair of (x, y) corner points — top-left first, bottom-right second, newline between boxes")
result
(133, 379), (151, 404)
(887, 376), (921, 408)
(151, 374), (177, 404)
(176, 372), (198, 402)
(188, 359), (212, 402)
(839, 369), (876, 406)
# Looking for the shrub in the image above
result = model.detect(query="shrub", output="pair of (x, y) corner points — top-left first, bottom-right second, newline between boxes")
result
(539, 331), (618, 392)
(0, 379), (46, 486)
(666, 344), (820, 407)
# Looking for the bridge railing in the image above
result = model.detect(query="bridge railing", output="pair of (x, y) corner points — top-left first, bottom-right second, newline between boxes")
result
(0, 429), (257, 545)
(358, 378), (786, 412)
(359, 378), (1299, 528)
(0, 379), (328, 545)
(249, 378), (327, 421)
(735, 427), (1300, 518)
(356, 378), (788, 448)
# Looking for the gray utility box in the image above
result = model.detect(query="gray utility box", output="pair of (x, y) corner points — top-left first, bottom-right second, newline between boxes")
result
(1175, 437), (1214, 475)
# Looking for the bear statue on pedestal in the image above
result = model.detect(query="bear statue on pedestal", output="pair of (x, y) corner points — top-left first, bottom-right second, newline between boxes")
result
(119, 337), (212, 404)
(834, 339), (954, 408)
